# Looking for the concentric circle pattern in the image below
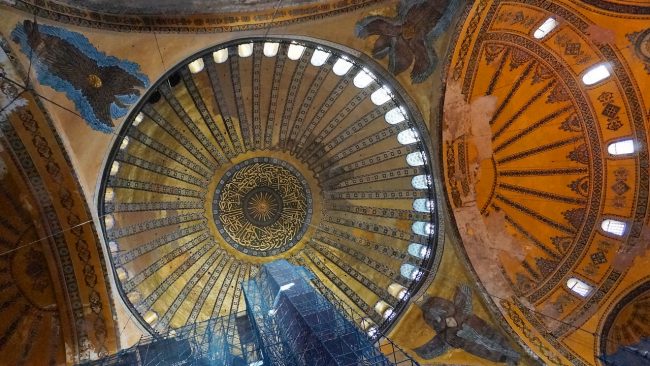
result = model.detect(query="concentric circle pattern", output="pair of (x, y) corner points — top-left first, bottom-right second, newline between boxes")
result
(100, 38), (440, 333)
(213, 158), (312, 256)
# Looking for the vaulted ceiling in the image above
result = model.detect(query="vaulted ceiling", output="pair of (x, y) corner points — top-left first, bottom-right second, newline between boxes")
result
(98, 38), (440, 334)
(0, 0), (649, 365)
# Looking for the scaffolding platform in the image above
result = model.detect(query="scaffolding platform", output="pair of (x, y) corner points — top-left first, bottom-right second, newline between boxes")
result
(81, 260), (418, 366)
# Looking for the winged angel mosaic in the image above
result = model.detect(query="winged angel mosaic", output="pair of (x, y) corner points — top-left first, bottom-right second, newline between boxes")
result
(11, 20), (149, 133)
(415, 285), (520, 365)
(355, 0), (460, 83)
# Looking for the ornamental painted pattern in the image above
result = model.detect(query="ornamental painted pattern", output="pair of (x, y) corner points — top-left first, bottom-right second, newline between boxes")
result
(11, 20), (149, 133)
(355, 0), (461, 83)
(213, 158), (312, 257)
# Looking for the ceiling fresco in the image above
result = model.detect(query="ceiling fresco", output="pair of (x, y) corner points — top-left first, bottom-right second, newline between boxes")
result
(355, 0), (461, 83)
(0, 0), (649, 364)
(98, 39), (442, 336)
(0, 143), (68, 365)
(0, 43), (119, 363)
(443, 0), (650, 365)
(8, 0), (384, 33)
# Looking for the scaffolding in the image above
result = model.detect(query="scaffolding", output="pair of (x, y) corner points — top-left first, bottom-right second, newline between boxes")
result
(81, 260), (418, 366)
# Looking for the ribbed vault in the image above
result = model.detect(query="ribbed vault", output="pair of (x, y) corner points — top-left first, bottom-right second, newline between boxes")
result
(98, 38), (441, 334)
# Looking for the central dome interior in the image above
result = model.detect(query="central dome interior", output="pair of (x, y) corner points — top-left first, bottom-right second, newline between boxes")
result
(99, 38), (440, 334)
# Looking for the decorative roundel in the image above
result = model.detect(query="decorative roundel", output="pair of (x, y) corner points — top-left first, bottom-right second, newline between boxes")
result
(213, 158), (312, 256)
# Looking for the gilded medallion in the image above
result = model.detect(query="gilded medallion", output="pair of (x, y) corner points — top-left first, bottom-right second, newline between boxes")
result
(213, 158), (312, 256)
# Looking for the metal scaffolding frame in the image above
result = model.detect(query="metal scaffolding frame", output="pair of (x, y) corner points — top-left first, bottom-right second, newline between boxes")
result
(81, 260), (418, 366)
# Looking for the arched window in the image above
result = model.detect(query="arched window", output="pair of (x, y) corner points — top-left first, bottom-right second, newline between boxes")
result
(116, 267), (130, 282)
(567, 277), (593, 297)
(582, 63), (611, 85)
(287, 43), (306, 60)
(263, 42), (279, 57)
(601, 219), (626, 236)
(143, 310), (159, 325)
(406, 151), (426, 166)
(110, 161), (120, 176)
(371, 86), (392, 105)
(401, 263), (421, 280)
(412, 221), (434, 236)
(408, 243), (430, 259)
(607, 139), (635, 156)
(374, 300), (394, 319)
(533, 18), (559, 39)
(385, 107), (406, 124)
(108, 240), (119, 252)
(413, 198), (434, 213)
(104, 214), (115, 230)
(104, 187), (115, 202)
(388, 283), (409, 300)
(397, 129), (419, 145)
(238, 43), (254, 58)
(213, 48), (229, 63)
(353, 68), (374, 88)
(133, 112), (144, 126)
(188, 58), (205, 73)
(127, 291), (141, 305)
(310, 49), (330, 66)
(411, 175), (431, 189)
(332, 57), (353, 75)
(119, 136), (130, 150)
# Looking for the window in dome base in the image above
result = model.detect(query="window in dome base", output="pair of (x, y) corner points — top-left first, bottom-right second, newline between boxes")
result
(333, 58), (353, 76)
(371, 86), (392, 105)
(413, 198), (434, 213)
(397, 129), (419, 145)
(567, 277), (593, 297)
(412, 221), (434, 236)
(353, 68), (375, 88)
(411, 175), (431, 189)
(263, 42), (279, 57)
(188, 58), (205, 74)
(238, 43), (254, 58)
(310, 49), (331, 66)
(607, 139), (635, 156)
(401, 263), (421, 280)
(388, 283), (409, 300)
(213, 49), (229, 63)
(385, 107), (406, 125)
(406, 151), (426, 166)
(408, 243), (430, 259)
(533, 17), (559, 39)
(582, 63), (610, 85)
(601, 219), (626, 236)
(287, 43), (306, 60)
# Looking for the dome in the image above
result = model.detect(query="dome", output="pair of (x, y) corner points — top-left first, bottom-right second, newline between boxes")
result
(98, 38), (441, 333)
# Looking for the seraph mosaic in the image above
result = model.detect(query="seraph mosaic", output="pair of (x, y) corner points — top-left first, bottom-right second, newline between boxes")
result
(414, 285), (520, 364)
(355, 0), (460, 83)
(11, 20), (149, 133)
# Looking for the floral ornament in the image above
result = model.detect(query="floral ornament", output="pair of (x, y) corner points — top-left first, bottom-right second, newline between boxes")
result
(355, 0), (459, 83)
